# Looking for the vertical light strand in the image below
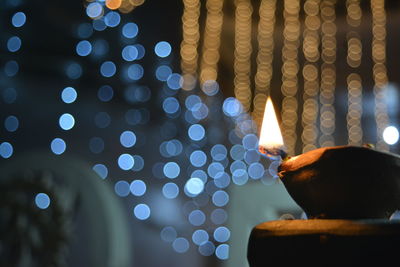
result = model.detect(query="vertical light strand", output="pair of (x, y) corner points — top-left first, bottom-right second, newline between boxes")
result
(234, 0), (253, 113)
(371, 0), (389, 151)
(319, 0), (337, 147)
(301, 0), (321, 153)
(199, 0), (225, 86)
(253, 0), (277, 130)
(346, 0), (363, 145)
(180, 0), (201, 90)
(281, 0), (301, 156)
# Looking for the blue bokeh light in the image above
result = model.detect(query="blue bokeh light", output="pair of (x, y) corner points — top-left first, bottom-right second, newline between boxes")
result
(4, 60), (19, 77)
(192, 229), (209, 246)
(124, 86), (151, 103)
(163, 162), (180, 179)
(163, 97), (180, 114)
(130, 180), (146, 196)
(154, 41), (172, 58)
(232, 169), (249, 185)
(93, 163), (108, 179)
(76, 40), (92, 56)
(12, 12), (26, 27)
(155, 65), (172, 81)
(50, 138), (66, 155)
(216, 244), (229, 260)
(61, 87), (77, 103)
(244, 150), (260, 164)
(167, 73), (183, 90)
(223, 97), (243, 117)
(214, 226), (230, 242)
(192, 103), (209, 120)
(100, 61), (116, 77)
(127, 64), (144, 80)
(214, 172), (231, 189)
(161, 226), (177, 242)
(35, 193), (50, 209)
(230, 144), (245, 160)
(190, 150), (207, 167)
(212, 190), (229, 207)
(207, 162), (224, 179)
(118, 154), (135, 170)
(134, 203), (151, 220)
(211, 209), (228, 225)
(4, 115), (19, 132)
(93, 18), (107, 31)
(120, 131), (137, 148)
(242, 134), (259, 150)
(185, 95), (202, 111)
(188, 209), (206, 226)
(248, 162), (264, 179)
(0, 142), (13, 158)
(86, 2), (103, 18)
(114, 180), (130, 197)
(122, 22), (138, 38)
(162, 182), (179, 199)
(188, 124), (205, 141)
(211, 144), (227, 161)
(122, 45), (139, 61)
(173, 237), (189, 253)
(7, 36), (21, 52)
(97, 85), (113, 102)
(104, 11), (120, 27)
(59, 113), (75, 130)
(185, 178), (205, 196)
(199, 241), (215, 256)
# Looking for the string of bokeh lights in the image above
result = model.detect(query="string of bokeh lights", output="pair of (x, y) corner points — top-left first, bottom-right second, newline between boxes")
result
(346, 0), (363, 146)
(301, 0), (321, 153)
(319, 0), (337, 147)
(281, 0), (301, 156)
(0, 10), (25, 159)
(252, 0), (276, 130)
(371, 0), (390, 151)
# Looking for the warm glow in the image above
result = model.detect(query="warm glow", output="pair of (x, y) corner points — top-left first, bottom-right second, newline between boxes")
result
(106, 0), (122, 10)
(259, 97), (285, 156)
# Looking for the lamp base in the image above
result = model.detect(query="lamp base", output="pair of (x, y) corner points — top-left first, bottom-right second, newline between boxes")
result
(248, 219), (400, 267)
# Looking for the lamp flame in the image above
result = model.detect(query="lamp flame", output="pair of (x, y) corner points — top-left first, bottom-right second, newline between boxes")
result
(259, 97), (287, 159)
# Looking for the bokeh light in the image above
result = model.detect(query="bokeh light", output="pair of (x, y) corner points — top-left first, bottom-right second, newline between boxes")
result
(114, 180), (130, 197)
(185, 178), (205, 196)
(4, 115), (19, 132)
(162, 182), (179, 199)
(50, 138), (66, 155)
(122, 22), (139, 38)
(76, 40), (92, 56)
(120, 130), (137, 148)
(130, 180), (147, 196)
(134, 203), (151, 220)
(383, 126), (399, 145)
(163, 162), (180, 178)
(118, 153), (135, 170)
(154, 41), (172, 58)
(59, 113), (75, 130)
(0, 142), (13, 158)
(93, 163), (108, 179)
(61, 87), (77, 103)
(12, 12), (26, 27)
(35, 193), (50, 209)
(172, 237), (189, 253)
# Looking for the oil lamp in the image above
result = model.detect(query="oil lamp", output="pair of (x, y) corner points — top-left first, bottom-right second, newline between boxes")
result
(248, 97), (400, 266)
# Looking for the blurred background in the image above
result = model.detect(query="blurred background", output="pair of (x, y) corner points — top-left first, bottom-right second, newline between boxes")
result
(1, 0), (400, 266)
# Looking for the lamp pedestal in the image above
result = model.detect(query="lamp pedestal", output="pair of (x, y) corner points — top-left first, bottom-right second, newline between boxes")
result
(248, 219), (400, 266)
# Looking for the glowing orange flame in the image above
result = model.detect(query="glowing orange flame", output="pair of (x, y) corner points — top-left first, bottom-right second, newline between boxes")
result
(259, 97), (286, 158)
